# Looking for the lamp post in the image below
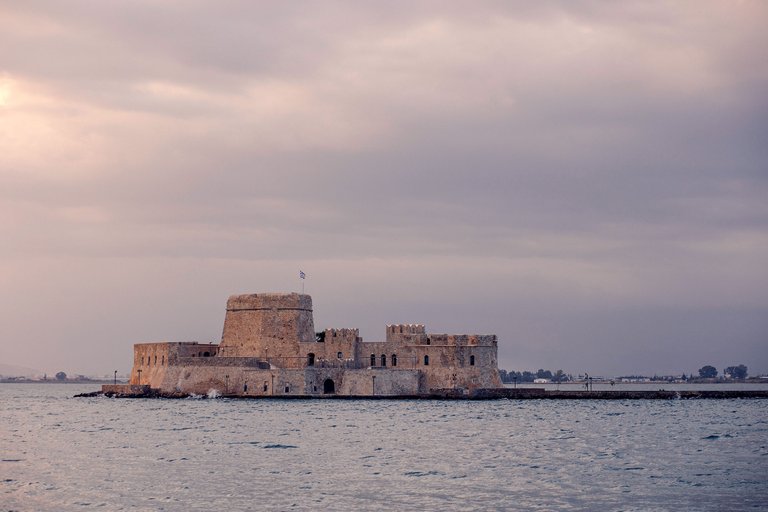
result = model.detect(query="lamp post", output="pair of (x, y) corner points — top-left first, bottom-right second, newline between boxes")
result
(372, 375), (376, 396)
(114, 370), (117, 385)
(225, 374), (229, 394)
(513, 376), (517, 389)
(137, 369), (142, 386)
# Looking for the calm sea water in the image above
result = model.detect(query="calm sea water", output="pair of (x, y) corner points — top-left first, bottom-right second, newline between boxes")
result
(1, 384), (767, 511)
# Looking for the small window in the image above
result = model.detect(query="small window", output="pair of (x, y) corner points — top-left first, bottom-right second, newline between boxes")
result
(161, 355), (165, 365)
(424, 355), (429, 366)
(391, 354), (397, 367)
(381, 354), (386, 367)
(141, 356), (144, 365)
(154, 355), (157, 365)
(426, 338), (431, 345)
(203, 351), (210, 357)
(284, 386), (290, 393)
(470, 355), (475, 366)
(307, 353), (315, 367)
(263, 381), (268, 392)
(371, 354), (376, 366)
(337, 352), (343, 359)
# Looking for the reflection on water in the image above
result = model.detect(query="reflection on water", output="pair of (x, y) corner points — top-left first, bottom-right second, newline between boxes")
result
(1, 384), (767, 511)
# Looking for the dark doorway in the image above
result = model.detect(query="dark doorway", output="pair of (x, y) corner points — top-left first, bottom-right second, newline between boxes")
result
(307, 353), (315, 366)
(323, 378), (335, 394)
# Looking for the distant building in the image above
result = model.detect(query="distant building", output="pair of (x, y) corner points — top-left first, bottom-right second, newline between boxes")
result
(105, 293), (502, 397)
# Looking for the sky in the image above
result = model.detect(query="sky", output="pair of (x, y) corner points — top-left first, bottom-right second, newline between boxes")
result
(1, 1), (766, 378)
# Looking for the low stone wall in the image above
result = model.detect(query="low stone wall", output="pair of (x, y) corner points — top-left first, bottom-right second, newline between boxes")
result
(88, 385), (768, 400)
(101, 384), (154, 397)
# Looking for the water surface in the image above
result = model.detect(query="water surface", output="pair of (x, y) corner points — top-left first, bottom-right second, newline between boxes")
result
(2, 384), (766, 511)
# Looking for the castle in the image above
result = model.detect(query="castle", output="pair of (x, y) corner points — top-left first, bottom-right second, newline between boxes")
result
(107, 292), (502, 397)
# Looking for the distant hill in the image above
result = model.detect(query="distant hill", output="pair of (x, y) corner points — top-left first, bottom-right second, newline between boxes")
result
(0, 363), (42, 378)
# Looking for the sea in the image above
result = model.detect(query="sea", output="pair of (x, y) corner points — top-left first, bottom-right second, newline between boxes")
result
(1, 383), (767, 511)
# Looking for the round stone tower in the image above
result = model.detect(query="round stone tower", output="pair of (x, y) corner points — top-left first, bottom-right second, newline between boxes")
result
(218, 293), (315, 359)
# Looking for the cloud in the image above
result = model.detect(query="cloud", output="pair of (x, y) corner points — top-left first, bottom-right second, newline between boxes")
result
(0, 1), (766, 376)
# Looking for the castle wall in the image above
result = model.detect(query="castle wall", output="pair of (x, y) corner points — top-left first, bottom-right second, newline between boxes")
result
(219, 293), (314, 359)
(385, 323), (428, 343)
(131, 342), (219, 387)
(338, 369), (421, 396)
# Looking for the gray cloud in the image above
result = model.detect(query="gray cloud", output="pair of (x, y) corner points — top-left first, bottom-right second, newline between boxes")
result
(1, 1), (766, 377)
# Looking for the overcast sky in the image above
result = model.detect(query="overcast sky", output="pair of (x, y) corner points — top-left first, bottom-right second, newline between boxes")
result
(1, 1), (766, 378)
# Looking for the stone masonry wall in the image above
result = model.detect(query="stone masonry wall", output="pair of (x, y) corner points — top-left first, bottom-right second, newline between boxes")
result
(218, 293), (315, 360)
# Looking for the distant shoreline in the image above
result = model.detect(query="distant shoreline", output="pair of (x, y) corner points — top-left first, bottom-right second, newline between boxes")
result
(0, 379), (127, 384)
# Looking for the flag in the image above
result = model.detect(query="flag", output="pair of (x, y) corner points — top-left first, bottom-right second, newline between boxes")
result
(299, 270), (306, 279)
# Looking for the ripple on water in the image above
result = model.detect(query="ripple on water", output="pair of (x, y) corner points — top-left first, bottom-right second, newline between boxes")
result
(1, 384), (767, 511)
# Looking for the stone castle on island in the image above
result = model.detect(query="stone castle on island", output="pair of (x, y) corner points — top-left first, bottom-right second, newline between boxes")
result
(105, 292), (503, 398)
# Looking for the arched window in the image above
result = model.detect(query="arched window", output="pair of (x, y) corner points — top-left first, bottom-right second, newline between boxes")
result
(154, 355), (157, 365)
(424, 355), (429, 366)
(203, 351), (210, 357)
(161, 355), (165, 365)
(381, 354), (386, 367)
(426, 338), (431, 345)
(337, 351), (343, 359)
(370, 354), (376, 367)
(470, 355), (475, 366)
(391, 354), (397, 367)
(307, 353), (315, 366)
(141, 356), (144, 365)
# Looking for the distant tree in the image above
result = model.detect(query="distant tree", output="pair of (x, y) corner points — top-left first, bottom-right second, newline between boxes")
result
(553, 369), (566, 383)
(55, 371), (67, 381)
(536, 369), (553, 380)
(698, 365), (718, 379)
(681, 373), (687, 381)
(521, 371), (535, 382)
(498, 369), (508, 382)
(724, 365), (748, 380)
